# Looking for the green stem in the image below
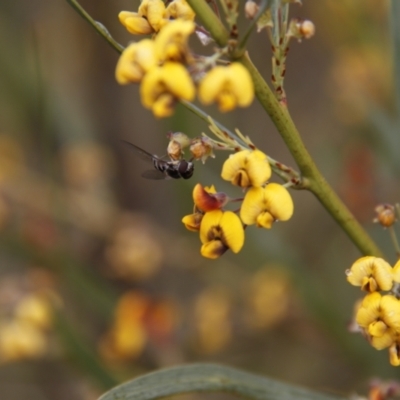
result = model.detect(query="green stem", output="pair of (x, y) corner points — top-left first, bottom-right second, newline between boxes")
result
(67, 0), (124, 53)
(239, 53), (382, 257)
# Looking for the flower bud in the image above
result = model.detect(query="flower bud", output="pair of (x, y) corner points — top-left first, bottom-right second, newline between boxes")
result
(245, 1), (259, 20)
(287, 19), (315, 41)
(190, 137), (215, 163)
(374, 204), (396, 228)
(167, 132), (191, 160)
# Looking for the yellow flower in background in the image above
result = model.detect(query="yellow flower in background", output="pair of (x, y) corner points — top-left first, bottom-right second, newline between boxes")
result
(346, 256), (393, 292)
(240, 183), (294, 228)
(198, 63), (254, 112)
(356, 292), (400, 350)
(221, 149), (271, 188)
(118, 11), (154, 35)
(140, 62), (195, 117)
(166, 0), (195, 21)
(155, 20), (195, 62)
(194, 287), (231, 353)
(99, 292), (148, 361)
(200, 210), (244, 259)
(0, 320), (47, 363)
(115, 40), (158, 84)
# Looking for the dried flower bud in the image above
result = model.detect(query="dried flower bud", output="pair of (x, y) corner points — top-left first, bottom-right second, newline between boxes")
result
(299, 20), (315, 39)
(245, 1), (259, 20)
(287, 19), (315, 41)
(190, 137), (215, 163)
(167, 131), (191, 160)
(374, 204), (396, 228)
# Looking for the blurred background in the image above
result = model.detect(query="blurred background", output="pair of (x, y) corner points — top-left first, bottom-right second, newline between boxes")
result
(0, 0), (399, 399)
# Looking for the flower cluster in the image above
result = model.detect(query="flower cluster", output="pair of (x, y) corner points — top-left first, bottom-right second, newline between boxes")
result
(115, 0), (254, 117)
(183, 148), (294, 259)
(346, 256), (400, 366)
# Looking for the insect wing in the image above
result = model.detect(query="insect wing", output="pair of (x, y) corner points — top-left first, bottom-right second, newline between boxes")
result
(122, 140), (171, 180)
(121, 140), (160, 163)
(141, 169), (169, 180)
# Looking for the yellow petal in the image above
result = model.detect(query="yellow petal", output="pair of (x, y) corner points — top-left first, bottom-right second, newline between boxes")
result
(198, 66), (226, 103)
(152, 93), (176, 117)
(371, 331), (395, 350)
(138, 0), (167, 32)
(389, 343), (400, 366)
(182, 213), (203, 231)
(201, 240), (227, 259)
(356, 292), (381, 328)
(166, 0), (195, 21)
(226, 63), (254, 107)
(392, 259), (400, 283)
(256, 211), (274, 228)
(346, 256), (393, 291)
(245, 150), (271, 186)
(198, 63), (254, 111)
(219, 211), (245, 253)
(155, 19), (195, 62)
(263, 183), (294, 221)
(118, 11), (154, 35)
(140, 63), (195, 116)
(221, 150), (270, 188)
(368, 320), (387, 337)
(115, 40), (158, 84)
(240, 187), (264, 225)
(381, 295), (400, 331)
(200, 210), (223, 244)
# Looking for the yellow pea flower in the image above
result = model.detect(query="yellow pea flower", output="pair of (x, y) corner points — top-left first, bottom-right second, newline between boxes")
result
(346, 256), (393, 292)
(240, 183), (294, 228)
(139, 0), (168, 32)
(356, 292), (400, 350)
(200, 210), (244, 259)
(155, 20), (195, 62)
(198, 63), (254, 112)
(140, 62), (195, 117)
(119, 0), (168, 34)
(118, 11), (154, 35)
(221, 149), (271, 188)
(182, 185), (227, 232)
(115, 40), (158, 84)
(166, 0), (195, 21)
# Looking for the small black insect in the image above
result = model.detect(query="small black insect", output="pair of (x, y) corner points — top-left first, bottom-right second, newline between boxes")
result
(121, 140), (194, 180)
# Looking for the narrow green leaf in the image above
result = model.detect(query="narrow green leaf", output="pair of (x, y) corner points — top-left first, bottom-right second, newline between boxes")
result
(98, 363), (345, 400)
